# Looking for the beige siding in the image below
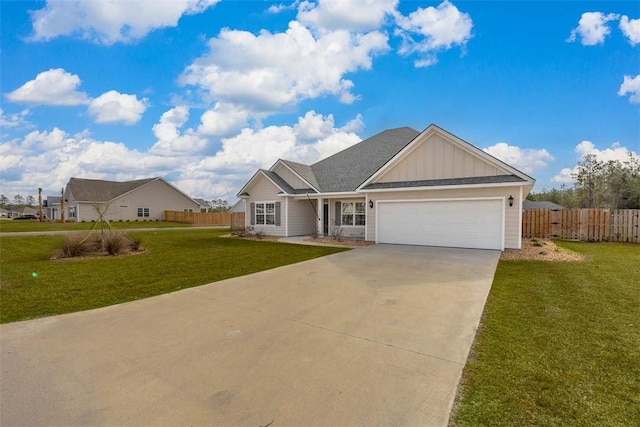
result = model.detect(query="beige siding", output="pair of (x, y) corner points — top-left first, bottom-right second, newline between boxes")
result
(366, 186), (523, 249)
(375, 133), (507, 183)
(74, 179), (200, 222)
(287, 198), (317, 236)
(245, 174), (286, 236)
(272, 163), (309, 189)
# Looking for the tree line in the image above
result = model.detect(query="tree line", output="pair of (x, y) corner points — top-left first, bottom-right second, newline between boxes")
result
(0, 194), (38, 209)
(528, 153), (640, 209)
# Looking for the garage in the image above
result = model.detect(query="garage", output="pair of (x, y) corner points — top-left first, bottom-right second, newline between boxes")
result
(376, 198), (504, 250)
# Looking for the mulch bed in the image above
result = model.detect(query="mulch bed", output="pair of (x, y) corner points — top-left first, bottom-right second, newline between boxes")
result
(500, 238), (586, 262)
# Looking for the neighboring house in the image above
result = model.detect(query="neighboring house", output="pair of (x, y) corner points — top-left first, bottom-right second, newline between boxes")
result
(0, 208), (8, 217)
(63, 177), (202, 222)
(44, 196), (62, 220)
(237, 124), (535, 250)
(193, 198), (210, 212)
(523, 200), (565, 210)
(231, 199), (245, 213)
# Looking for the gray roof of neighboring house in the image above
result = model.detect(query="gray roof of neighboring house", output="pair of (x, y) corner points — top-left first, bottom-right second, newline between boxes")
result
(193, 198), (209, 207)
(66, 177), (157, 202)
(311, 127), (420, 192)
(523, 200), (565, 210)
(46, 196), (61, 205)
(362, 175), (526, 190)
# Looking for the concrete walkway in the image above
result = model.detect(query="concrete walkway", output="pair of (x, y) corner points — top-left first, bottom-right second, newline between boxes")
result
(0, 244), (500, 426)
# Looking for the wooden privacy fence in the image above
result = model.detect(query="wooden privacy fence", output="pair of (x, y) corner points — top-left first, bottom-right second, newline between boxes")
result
(231, 212), (245, 231)
(522, 209), (639, 243)
(165, 210), (231, 225)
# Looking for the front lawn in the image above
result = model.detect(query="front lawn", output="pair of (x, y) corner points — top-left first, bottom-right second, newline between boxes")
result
(452, 242), (640, 426)
(0, 229), (347, 323)
(0, 219), (194, 232)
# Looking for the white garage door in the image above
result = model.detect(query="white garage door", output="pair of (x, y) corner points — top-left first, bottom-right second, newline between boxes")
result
(377, 199), (503, 250)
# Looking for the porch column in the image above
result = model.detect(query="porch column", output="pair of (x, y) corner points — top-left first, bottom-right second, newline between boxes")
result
(317, 197), (324, 237)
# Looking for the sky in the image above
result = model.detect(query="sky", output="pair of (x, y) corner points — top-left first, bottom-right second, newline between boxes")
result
(1, 0), (639, 202)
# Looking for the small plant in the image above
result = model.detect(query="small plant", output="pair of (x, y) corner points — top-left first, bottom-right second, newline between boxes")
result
(254, 229), (266, 240)
(331, 222), (344, 242)
(233, 225), (254, 238)
(104, 231), (129, 255)
(59, 234), (93, 258)
(129, 236), (143, 251)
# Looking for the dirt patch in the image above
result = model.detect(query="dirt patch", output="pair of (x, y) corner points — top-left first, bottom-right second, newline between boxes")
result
(501, 238), (586, 262)
(303, 237), (375, 247)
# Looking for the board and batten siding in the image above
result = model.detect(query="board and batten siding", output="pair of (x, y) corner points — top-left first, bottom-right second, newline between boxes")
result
(366, 186), (522, 249)
(374, 133), (507, 184)
(272, 163), (310, 190)
(245, 174), (287, 236)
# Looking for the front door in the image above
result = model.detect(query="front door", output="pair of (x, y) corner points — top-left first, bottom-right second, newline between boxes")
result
(323, 203), (329, 235)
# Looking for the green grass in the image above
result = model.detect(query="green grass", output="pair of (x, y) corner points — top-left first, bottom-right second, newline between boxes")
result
(0, 219), (195, 232)
(0, 229), (347, 323)
(452, 242), (640, 426)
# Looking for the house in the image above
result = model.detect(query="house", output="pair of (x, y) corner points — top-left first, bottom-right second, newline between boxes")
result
(193, 198), (210, 212)
(44, 196), (62, 220)
(231, 199), (245, 213)
(63, 177), (202, 222)
(237, 124), (535, 250)
(523, 200), (565, 210)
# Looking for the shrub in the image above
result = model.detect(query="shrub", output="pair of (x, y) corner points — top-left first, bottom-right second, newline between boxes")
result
(104, 231), (129, 256)
(129, 236), (142, 251)
(59, 234), (93, 258)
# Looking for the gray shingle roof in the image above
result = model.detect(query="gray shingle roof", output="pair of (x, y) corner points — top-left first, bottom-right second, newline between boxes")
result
(362, 175), (525, 190)
(66, 177), (157, 202)
(523, 200), (565, 210)
(309, 127), (420, 192)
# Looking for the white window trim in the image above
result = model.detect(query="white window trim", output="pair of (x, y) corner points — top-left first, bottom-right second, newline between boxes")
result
(254, 201), (277, 226)
(137, 207), (150, 218)
(340, 201), (366, 227)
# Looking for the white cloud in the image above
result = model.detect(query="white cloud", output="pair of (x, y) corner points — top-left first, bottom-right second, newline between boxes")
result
(6, 68), (90, 106)
(197, 102), (249, 136)
(620, 15), (640, 45)
(552, 140), (640, 183)
(618, 74), (640, 104)
(29, 0), (220, 45)
(179, 21), (389, 112)
(194, 110), (362, 175)
(151, 106), (208, 155)
(0, 109), (30, 129)
(297, 0), (398, 32)
(483, 142), (554, 175)
(567, 11), (619, 46)
(394, 0), (472, 67)
(88, 90), (148, 124)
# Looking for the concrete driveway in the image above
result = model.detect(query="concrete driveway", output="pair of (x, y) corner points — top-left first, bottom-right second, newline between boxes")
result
(0, 244), (500, 426)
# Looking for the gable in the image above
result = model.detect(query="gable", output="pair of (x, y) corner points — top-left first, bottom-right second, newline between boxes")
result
(272, 162), (312, 190)
(371, 127), (515, 185)
(241, 171), (285, 199)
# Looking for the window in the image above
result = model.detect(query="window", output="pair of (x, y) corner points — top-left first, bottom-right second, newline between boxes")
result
(341, 202), (365, 226)
(69, 207), (76, 218)
(184, 208), (193, 213)
(137, 207), (150, 218)
(255, 202), (275, 225)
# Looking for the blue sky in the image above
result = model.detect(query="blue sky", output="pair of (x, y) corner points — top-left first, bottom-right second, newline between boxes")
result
(1, 0), (639, 201)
